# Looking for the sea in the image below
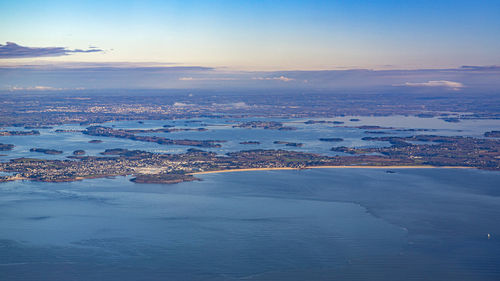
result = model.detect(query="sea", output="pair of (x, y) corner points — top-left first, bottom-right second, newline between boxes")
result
(0, 116), (499, 280)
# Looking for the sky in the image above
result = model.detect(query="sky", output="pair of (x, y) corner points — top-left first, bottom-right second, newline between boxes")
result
(1, 0), (500, 90)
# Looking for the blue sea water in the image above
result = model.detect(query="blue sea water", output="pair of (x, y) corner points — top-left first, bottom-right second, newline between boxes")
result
(0, 168), (499, 281)
(1, 116), (500, 280)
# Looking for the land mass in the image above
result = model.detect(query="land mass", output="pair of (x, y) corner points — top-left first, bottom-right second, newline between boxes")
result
(233, 121), (296, 131)
(1, 135), (498, 184)
(319, 138), (344, 142)
(0, 130), (40, 136)
(240, 141), (261, 145)
(84, 126), (225, 148)
(0, 143), (14, 151)
(30, 148), (63, 155)
(274, 141), (304, 147)
(0, 91), (499, 128)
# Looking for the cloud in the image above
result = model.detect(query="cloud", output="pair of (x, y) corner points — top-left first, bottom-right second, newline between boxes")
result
(0, 42), (103, 58)
(3, 64), (499, 91)
(179, 77), (237, 81)
(253, 76), (294, 82)
(397, 80), (464, 90)
(6, 85), (85, 91)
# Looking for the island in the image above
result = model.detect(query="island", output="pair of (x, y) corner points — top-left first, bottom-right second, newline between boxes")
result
(73, 150), (86, 155)
(355, 125), (393, 130)
(83, 126), (224, 148)
(30, 148), (63, 155)
(441, 117), (460, 123)
(273, 141), (304, 147)
(319, 138), (343, 142)
(330, 146), (362, 154)
(131, 173), (199, 184)
(240, 141), (261, 145)
(0, 130), (40, 136)
(24, 126), (53, 129)
(56, 129), (83, 133)
(304, 120), (344, 125)
(0, 143), (14, 151)
(233, 121), (296, 131)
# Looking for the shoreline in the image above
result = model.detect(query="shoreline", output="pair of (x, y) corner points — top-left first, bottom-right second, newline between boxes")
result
(189, 165), (471, 175)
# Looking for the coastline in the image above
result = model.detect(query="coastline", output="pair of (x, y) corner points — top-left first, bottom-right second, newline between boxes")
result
(189, 165), (471, 175)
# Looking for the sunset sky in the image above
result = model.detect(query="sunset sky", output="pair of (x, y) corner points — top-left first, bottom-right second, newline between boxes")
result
(1, 0), (499, 90)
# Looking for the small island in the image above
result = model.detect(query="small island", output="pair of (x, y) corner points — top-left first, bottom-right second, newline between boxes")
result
(30, 148), (63, 155)
(100, 148), (129, 155)
(24, 126), (53, 129)
(441, 117), (460, 123)
(233, 121), (296, 131)
(73, 150), (86, 155)
(319, 138), (343, 142)
(56, 129), (83, 133)
(131, 173), (200, 184)
(330, 146), (362, 154)
(274, 141), (304, 147)
(89, 139), (103, 143)
(0, 143), (14, 151)
(240, 141), (261, 145)
(355, 125), (393, 130)
(304, 120), (344, 125)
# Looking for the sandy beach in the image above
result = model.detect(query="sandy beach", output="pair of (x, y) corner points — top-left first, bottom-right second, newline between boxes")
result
(189, 165), (470, 175)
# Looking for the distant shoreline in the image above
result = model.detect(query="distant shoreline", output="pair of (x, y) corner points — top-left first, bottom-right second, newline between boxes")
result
(189, 165), (471, 175)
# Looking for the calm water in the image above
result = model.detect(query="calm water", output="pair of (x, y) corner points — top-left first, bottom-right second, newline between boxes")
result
(1, 168), (499, 281)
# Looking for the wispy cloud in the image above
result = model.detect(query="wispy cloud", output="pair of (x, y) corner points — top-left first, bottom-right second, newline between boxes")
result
(397, 80), (464, 90)
(253, 76), (295, 82)
(0, 42), (103, 58)
(6, 85), (85, 91)
(179, 77), (237, 81)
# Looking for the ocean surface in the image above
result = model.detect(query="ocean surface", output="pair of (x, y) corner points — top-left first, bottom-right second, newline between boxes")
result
(0, 169), (499, 280)
(1, 116), (500, 280)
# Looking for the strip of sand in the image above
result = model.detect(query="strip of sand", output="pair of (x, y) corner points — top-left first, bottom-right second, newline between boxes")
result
(189, 165), (470, 175)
